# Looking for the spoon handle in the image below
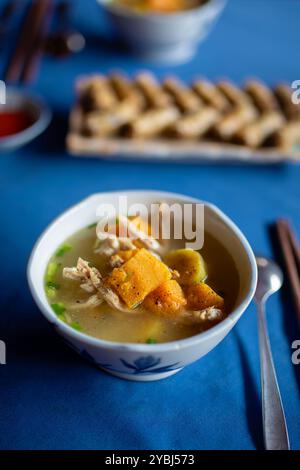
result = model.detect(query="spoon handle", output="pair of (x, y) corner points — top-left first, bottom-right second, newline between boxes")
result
(256, 301), (290, 450)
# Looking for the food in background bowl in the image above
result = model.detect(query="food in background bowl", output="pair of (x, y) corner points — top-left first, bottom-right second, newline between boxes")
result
(111, 0), (207, 13)
(45, 214), (239, 344)
(97, 0), (227, 63)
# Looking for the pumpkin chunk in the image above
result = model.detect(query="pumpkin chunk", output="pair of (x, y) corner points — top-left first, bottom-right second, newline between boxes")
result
(105, 248), (171, 308)
(116, 249), (137, 262)
(144, 279), (187, 316)
(185, 283), (224, 311)
(164, 248), (207, 286)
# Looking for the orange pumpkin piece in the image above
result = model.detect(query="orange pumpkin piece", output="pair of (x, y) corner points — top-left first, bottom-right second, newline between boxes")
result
(147, 0), (186, 13)
(144, 279), (187, 316)
(105, 248), (171, 308)
(116, 249), (137, 263)
(185, 283), (224, 311)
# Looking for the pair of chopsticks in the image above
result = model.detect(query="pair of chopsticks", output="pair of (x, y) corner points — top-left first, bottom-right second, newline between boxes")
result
(5, 0), (54, 84)
(275, 219), (300, 325)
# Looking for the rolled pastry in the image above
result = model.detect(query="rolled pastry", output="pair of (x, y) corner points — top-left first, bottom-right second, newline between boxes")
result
(129, 107), (180, 138)
(274, 84), (300, 121)
(172, 107), (219, 139)
(135, 72), (173, 108)
(193, 80), (230, 112)
(236, 111), (285, 148)
(215, 105), (258, 140)
(80, 75), (118, 111)
(110, 73), (145, 108)
(275, 121), (300, 150)
(163, 76), (201, 113)
(218, 81), (252, 107)
(83, 98), (140, 136)
(245, 80), (279, 112)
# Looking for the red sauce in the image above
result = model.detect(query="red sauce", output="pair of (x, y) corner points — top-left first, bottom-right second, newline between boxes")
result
(0, 110), (33, 138)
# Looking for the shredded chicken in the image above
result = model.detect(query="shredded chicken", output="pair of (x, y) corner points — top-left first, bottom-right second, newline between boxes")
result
(109, 254), (124, 268)
(118, 215), (162, 253)
(181, 307), (224, 324)
(63, 257), (130, 312)
(69, 294), (103, 310)
(94, 234), (136, 256)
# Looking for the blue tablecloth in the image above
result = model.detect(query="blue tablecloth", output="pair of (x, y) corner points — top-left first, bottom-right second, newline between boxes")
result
(0, 0), (300, 450)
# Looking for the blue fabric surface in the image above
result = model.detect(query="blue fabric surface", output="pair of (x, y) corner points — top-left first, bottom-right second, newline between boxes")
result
(0, 0), (300, 450)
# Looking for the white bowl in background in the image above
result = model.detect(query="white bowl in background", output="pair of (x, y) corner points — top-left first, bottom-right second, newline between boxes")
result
(97, 0), (227, 63)
(27, 190), (257, 381)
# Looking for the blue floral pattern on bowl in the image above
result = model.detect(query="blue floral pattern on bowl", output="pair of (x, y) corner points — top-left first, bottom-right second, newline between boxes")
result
(61, 338), (180, 375)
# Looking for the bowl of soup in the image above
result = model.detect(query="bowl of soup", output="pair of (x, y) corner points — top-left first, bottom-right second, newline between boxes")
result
(27, 190), (257, 381)
(97, 0), (227, 63)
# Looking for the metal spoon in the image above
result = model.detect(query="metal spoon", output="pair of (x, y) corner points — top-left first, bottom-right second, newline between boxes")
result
(255, 256), (290, 450)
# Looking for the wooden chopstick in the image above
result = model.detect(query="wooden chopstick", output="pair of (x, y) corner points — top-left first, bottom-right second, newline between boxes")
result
(275, 219), (300, 325)
(5, 0), (51, 83)
(21, 0), (54, 83)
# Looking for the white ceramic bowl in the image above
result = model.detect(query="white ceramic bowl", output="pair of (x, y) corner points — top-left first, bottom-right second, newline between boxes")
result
(27, 191), (257, 381)
(97, 0), (227, 63)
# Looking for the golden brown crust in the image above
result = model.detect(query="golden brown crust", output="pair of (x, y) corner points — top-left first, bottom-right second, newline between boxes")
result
(110, 72), (145, 108)
(217, 80), (252, 107)
(163, 76), (201, 113)
(128, 107), (180, 138)
(236, 111), (285, 148)
(71, 74), (300, 153)
(214, 105), (258, 140)
(245, 80), (279, 113)
(82, 98), (141, 136)
(275, 121), (300, 149)
(79, 75), (118, 112)
(274, 84), (300, 121)
(193, 79), (230, 112)
(171, 107), (219, 139)
(135, 72), (172, 108)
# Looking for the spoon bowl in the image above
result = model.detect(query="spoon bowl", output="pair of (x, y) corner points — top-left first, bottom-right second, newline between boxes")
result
(255, 256), (283, 302)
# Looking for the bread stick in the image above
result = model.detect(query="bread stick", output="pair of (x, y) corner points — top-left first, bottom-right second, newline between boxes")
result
(275, 121), (300, 149)
(172, 107), (219, 139)
(236, 111), (285, 147)
(110, 73), (145, 108)
(163, 76), (201, 112)
(83, 98), (140, 136)
(135, 72), (172, 108)
(215, 105), (258, 140)
(245, 80), (279, 112)
(193, 80), (230, 112)
(80, 76), (118, 111)
(129, 107), (180, 138)
(274, 84), (300, 121)
(218, 81), (252, 107)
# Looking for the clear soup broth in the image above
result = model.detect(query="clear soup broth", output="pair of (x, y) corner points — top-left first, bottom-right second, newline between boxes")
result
(45, 222), (239, 344)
